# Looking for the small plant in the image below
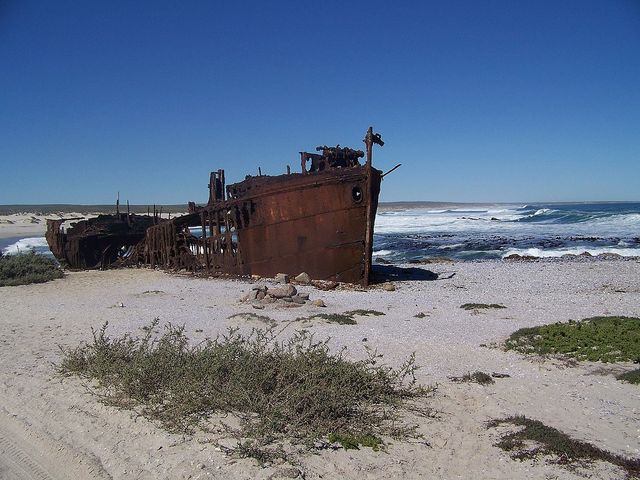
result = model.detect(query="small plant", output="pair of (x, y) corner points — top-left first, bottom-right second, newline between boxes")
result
(450, 371), (495, 385)
(297, 310), (385, 325)
(327, 432), (384, 451)
(504, 316), (640, 362)
(461, 303), (506, 311)
(345, 309), (385, 318)
(58, 321), (430, 457)
(616, 368), (640, 385)
(228, 312), (276, 326)
(0, 253), (63, 287)
(488, 416), (640, 477)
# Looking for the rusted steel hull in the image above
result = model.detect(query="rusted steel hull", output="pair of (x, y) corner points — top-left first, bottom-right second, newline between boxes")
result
(139, 165), (381, 284)
(45, 128), (387, 285)
(46, 214), (155, 269)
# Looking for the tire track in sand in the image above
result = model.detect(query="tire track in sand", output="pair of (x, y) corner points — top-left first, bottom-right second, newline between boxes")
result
(0, 409), (111, 480)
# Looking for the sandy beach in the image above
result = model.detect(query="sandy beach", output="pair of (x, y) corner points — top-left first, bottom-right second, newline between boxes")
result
(1, 258), (638, 479)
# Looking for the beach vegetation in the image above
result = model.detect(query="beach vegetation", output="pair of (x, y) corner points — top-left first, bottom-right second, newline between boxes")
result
(228, 312), (276, 326)
(327, 432), (384, 451)
(461, 303), (506, 311)
(296, 309), (385, 325)
(0, 252), (63, 287)
(488, 416), (639, 477)
(616, 368), (640, 385)
(58, 320), (431, 457)
(450, 371), (494, 385)
(504, 316), (640, 362)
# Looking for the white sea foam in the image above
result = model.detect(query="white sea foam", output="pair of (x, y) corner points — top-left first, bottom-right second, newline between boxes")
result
(533, 208), (551, 216)
(502, 247), (640, 258)
(372, 249), (393, 256)
(375, 207), (640, 237)
(2, 237), (50, 255)
(437, 243), (465, 250)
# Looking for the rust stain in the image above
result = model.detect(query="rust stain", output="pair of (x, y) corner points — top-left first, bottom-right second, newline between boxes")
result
(46, 127), (387, 285)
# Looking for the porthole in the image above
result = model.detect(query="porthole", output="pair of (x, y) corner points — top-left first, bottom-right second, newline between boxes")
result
(352, 186), (363, 203)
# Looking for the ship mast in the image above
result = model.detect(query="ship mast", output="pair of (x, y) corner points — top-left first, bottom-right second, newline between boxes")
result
(363, 127), (384, 286)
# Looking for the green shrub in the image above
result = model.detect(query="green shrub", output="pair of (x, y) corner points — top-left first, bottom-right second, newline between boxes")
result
(450, 371), (495, 385)
(296, 310), (385, 325)
(616, 368), (640, 385)
(461, 303), (506, 311)
(488, 416), (639, 477)
(504, 316), (640, 362)
(58, 320), (431, 454)
(0, 253), (63, 286)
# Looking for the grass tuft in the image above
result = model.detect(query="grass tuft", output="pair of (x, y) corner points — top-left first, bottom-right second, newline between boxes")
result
(228, 312), (276, 326)
(0, 253), (63, 287)
(488, 416), (640, 477)
(450, 371), (495, 385)
(461, 303), (506, 311)
(327, 432), (384, 451)
(297, 310), (385, 325)
(58, 320), (429, 455)
(616, 368), (640, 385)
(504, 316), (640, 362)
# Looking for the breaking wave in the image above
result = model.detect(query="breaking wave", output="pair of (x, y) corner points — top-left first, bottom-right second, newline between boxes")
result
(374, 202), (640, 261)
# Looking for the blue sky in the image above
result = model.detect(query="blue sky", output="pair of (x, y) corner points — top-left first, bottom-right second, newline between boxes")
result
(1, 0), (639, 204)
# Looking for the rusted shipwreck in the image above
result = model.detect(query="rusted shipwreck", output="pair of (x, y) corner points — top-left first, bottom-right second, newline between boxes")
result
(46, 127), (391, 285)
(46, 213), (155, 269)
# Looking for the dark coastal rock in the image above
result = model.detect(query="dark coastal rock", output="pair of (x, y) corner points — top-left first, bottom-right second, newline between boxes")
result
(596, 253), (623, 260)
(503, 254), (538, 261)
(409, 256), (454, 264)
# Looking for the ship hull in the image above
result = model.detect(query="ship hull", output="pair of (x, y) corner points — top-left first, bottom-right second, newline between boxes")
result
(141, 164), (382, 285)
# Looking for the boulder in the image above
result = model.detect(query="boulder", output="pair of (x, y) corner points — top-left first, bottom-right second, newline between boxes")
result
(291, 295), (306, 304)
(382, 282), (396, 291)
(311, 280), (338, 290)
(294, 272), (311, 284)
(297, 292), (310, 301)
(274, 273), (290, 284)
(269, 285), (297, 298)
(311, 299), (326, 307)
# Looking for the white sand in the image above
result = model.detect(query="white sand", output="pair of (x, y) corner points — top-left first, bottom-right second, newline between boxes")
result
(0, 261), (639, 479)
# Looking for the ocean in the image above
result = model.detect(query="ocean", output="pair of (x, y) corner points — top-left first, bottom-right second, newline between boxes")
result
(2, 202), (640, 262)
(373, 202), (640, 262)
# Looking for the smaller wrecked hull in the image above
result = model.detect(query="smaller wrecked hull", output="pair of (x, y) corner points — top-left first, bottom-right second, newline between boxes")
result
(46, 214), (155, 269)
